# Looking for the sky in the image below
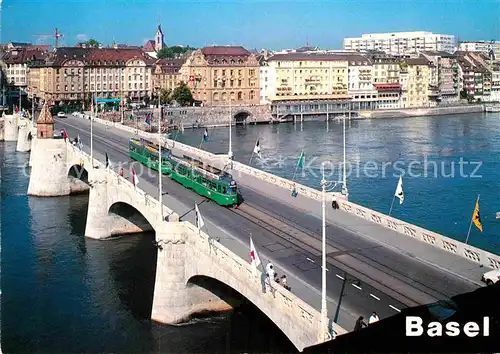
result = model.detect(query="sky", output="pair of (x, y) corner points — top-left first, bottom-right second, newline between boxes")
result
(1, 0), (499, 50)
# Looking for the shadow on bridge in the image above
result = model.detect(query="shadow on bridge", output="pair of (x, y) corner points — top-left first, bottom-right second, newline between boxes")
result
(186, 275), (297, 353)
(107, 202), (155, 237)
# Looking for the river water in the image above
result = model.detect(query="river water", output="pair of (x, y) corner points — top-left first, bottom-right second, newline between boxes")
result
(177, 112), (500, 254)
(2, 112), (499, 353)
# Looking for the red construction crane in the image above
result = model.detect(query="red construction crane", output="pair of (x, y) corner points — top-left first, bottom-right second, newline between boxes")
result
(33, 28), (64, 48)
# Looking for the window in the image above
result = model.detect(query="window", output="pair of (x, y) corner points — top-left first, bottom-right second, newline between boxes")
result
(237, 92), (242, 100)
(238, 79), (242, 87)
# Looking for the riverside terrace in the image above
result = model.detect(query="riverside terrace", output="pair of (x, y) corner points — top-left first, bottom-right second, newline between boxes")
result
(53, 114), (500, 322)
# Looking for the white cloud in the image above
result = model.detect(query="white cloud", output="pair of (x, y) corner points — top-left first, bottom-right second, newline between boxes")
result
(76, 34), (89, 42)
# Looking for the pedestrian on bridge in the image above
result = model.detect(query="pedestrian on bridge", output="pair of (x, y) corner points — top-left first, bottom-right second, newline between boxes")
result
(354, 316), (367, 331)
(266, 262), (275, 286)
(368, 311), (379, 324)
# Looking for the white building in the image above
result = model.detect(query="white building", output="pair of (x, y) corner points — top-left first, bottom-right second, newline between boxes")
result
(491, 71), (500, 102)
(258, 55), (275, 104)
(346, 55), (378, 110)
(458, 41), (500, 61)
(343, 31), (455, 55)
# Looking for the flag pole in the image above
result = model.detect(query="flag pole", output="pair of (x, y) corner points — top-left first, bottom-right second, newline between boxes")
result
(249, 138), (258, 164)
(465, 194), (480, 244)
(90, 92), (94, 168)
(388, 195), (396, 216)
(291, 150), (302, 181)
(158, 92), (163, 222)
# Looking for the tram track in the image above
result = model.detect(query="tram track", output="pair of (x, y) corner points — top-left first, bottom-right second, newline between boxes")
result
(229, 201), (443, 308)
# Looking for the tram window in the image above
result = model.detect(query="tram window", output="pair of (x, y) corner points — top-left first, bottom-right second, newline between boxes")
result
(222, 186), (227, 194)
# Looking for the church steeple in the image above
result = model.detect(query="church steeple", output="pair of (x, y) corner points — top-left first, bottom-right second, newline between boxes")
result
(155, 24), (165, 51)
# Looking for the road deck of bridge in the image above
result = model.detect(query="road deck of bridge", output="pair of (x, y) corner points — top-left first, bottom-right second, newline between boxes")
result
(230, 168), (487, 286)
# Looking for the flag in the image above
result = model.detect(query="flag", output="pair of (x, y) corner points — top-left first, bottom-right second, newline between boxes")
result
(132, 167), (139, 187)
(253, 139), (262, 159)
(297, 151), (305, 169)
(249, 236), (262, 273)
(203, 128), (209, 142)
(472, 198), (483, 232)
(130, 114), (134, 121)
(105, 152), (110, 168)
(395, 176), (404, 204)
(195, 203), (205, 230)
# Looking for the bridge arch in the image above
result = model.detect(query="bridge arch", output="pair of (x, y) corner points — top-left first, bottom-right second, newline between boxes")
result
(233, 110), (251, 124)
(186, 274), (296, 350)
(107, 201), (155, 237)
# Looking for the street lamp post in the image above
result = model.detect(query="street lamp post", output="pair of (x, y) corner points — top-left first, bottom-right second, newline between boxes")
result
(320, 165), (328, 342)
(228, 93), (233, 159)
(158, 88), (163, 221)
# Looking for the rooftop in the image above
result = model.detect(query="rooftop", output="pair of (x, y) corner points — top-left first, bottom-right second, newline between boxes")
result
(201, 45), (250, 56)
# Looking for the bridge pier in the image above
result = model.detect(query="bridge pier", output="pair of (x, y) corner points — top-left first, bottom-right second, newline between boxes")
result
(4, 114), (19, 141)
(16, 120), (32, 152)
(27, 139), (71, 196)
(152, 225), (233, 324)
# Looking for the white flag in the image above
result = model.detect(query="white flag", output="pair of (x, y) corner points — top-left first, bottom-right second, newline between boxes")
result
(249, 236), (261, 272)
(195, 203), (205, 230)
(132, 167), (139, 187)
(395, 176), (404, 204)
(253, 139), (262, 159)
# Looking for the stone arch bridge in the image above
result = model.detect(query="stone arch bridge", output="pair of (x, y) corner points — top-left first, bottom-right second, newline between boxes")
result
(27, 139), (341, 352)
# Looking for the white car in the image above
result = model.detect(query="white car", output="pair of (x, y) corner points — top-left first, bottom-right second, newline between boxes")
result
(481, 269), (500, 285)
(57, 112), (66, 118)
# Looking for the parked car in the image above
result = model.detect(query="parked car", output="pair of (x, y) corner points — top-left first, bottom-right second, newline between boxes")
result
(57, 112), (66, 118)
(481, 269), (500, 285)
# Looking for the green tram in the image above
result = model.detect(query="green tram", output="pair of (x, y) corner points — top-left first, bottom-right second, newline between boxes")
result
(129, 138), (239, 206)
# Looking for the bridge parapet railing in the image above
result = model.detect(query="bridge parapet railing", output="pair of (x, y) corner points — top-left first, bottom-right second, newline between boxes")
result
(69, 143), (178, 222)
(183, 221), (347, 345)
(231, 161), (343, 202)
(336, 198), (500, 270)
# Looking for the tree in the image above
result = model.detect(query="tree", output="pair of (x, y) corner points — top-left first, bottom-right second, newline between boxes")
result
(160, 88), (172, 104)
(86, 39), (99, 48)
(172, 82), (193, 106)
(157, 46), (195, 59)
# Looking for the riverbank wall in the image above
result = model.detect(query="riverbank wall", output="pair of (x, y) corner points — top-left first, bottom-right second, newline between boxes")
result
(358, 104), (485, 119)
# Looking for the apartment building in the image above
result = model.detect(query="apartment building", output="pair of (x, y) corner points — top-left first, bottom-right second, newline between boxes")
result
(344, 31), (455, 55)
(1, 47), (48, 88)
(346, 54), (378, 110)
(421, 51), (460, 104)
(456, 51), (497, 101)
(401, 56), (435, 107)
(179, 46), (260, 106)
(152, 58), (185, 93)
(366, 52), (402, 108)
(28, 47), (155, 104)
(258, 55), (275, 104)
(265, 53), (349, 101)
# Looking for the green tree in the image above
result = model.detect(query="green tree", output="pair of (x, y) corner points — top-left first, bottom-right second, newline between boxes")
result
(157, 46), (195, 59)
(86, 39), (100, 48)
(160, 88), (172, 104)
(460, 89), (468, 100)
(172, 82), (193, 106)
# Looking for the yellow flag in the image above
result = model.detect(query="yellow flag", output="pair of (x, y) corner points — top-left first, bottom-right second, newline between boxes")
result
(472, 199), (483, 232)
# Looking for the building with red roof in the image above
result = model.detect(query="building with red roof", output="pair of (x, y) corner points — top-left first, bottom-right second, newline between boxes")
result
(180, 45), (260, 106)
